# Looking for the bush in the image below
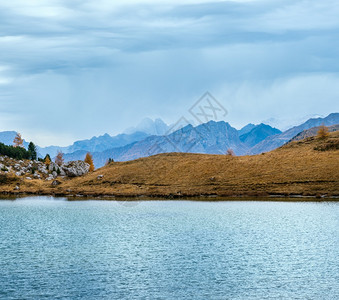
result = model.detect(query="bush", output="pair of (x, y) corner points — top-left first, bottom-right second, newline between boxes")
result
(0, 174), (17, 185)
(106, 158), (114, 165)
(226, 149), (235, 156)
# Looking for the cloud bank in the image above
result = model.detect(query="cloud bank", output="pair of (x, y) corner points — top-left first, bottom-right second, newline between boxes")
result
(0, 0), (338, 145)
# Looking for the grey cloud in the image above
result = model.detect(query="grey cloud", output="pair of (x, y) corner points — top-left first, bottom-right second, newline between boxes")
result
(0, 0), (338, 145)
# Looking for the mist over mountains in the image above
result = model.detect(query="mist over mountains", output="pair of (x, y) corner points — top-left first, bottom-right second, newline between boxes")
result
(1, 113), (338, 168)
(124, 118), (169, 136)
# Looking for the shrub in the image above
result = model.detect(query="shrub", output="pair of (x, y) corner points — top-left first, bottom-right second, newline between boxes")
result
(106, 158), (114, 165)
(226, 149), (235, 156)
(0, 174), (17, 185)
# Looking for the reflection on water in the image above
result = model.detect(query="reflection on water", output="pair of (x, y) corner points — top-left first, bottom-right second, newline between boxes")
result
(0, 197), (338, 299)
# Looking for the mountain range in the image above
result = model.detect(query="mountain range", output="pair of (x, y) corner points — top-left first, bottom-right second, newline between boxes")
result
(1, 113), (338, 168)
(250, 113), (339, 154)
(37, 131), (150, 158)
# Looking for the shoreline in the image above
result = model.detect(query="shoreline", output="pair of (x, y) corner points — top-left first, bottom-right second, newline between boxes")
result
(1, 191), (339, 202)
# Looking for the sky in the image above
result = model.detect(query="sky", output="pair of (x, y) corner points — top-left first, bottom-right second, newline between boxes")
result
(0, 0), (339, 146)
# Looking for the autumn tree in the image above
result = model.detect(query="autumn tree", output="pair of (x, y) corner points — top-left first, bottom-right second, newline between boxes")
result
(13, 133), (24, 148)
(55, 151), (64, 166)
(84, 152), (95, 172)
(317, 125), (329, 139)
(44, 154), (51, 167)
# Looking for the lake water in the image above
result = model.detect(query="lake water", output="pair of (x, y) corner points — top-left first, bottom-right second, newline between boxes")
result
(0, 197), (338, 299)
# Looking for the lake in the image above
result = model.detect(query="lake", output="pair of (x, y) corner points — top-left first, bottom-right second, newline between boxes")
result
(0, 197), (338, 299)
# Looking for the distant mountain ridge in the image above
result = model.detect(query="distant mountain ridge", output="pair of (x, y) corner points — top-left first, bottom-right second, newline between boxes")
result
(63, 113), (338, 167)
(239, 124), (281, 148)
(63, 121), (278, 167)
(37, 131), (150, 157)
(1, 113), (338, 168)
(38, 118), (169, 157)
(250, 113), (339, 154)
(238, 123), (256, 136)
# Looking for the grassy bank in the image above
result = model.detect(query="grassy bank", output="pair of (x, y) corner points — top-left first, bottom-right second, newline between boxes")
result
(1, 131), (338, 199)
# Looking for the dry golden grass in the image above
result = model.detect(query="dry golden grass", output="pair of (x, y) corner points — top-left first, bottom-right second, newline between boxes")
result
(1, 131), (339, 198)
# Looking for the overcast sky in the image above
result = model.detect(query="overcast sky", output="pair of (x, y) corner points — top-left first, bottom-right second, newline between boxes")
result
(1, 0), (339, 146)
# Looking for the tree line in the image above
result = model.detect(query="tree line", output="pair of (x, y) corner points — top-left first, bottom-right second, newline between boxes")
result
(0, 132), (119, 173)
(0, 133), (37, 160)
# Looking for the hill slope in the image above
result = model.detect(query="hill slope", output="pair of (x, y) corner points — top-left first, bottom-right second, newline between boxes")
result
(250, 113), (339, 154)
(290, 124), (339, 142)
(64, 121), (250, 167)
(9, 131), (336, 198)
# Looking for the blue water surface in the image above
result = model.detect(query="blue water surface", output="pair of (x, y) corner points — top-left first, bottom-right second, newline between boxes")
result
(0, 197), (338, 299)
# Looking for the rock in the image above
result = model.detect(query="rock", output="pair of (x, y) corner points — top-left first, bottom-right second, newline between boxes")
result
(97, 175), (104, 180)
(33, 173), (41, 179)
(38, 165), (48, 174)
(66, 188), (72, 192)
(52, 171), (57, 178)
(58, 168), (66, 176)
(14, 164), (21, 171)
(62, 161), (90, 177)
(14, 185), (20, 190)
(46, 175), (54, 181)
(51, 180), (61, 186)
(26, 177), (32, 180)
(48, 162), (59, 171)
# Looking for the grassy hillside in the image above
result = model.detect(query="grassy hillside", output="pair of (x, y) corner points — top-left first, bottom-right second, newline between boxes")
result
(1, 131), (339, 198)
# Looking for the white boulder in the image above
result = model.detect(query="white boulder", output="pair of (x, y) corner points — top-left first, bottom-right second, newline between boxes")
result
(62, 161), (90, 177)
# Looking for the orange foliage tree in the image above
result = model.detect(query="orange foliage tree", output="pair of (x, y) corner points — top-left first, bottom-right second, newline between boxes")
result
(55, 151), (64, 166)
(44, 156), (51, 167)
(13, 133), (24, 148)
(317, 125), (329, 139)
(84, 152), (95, 172)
